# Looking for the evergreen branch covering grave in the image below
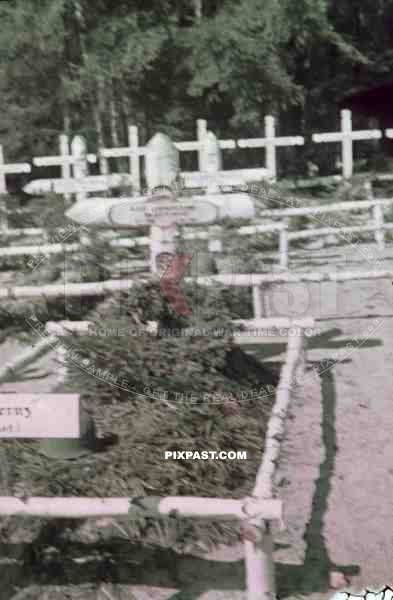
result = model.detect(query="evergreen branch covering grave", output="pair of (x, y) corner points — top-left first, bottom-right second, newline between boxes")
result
(1, 282), (280, 549)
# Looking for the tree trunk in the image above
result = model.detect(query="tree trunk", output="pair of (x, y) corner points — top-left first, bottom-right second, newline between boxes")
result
(94, 80), (109, 174)
(109, 86), (120, 148)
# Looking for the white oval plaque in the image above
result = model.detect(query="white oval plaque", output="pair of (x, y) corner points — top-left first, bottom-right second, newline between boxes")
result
(109, 198), (218, 228)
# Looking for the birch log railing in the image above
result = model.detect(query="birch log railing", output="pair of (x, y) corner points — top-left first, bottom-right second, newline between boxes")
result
(0, 316), (311, 600)
(3, 194), (392, 272)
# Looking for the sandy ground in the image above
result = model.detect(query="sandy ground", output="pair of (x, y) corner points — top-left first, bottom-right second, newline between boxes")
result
(1, 242), (393, 598)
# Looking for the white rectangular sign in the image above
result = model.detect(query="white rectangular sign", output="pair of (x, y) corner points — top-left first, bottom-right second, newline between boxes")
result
(0, 394), (80, 438)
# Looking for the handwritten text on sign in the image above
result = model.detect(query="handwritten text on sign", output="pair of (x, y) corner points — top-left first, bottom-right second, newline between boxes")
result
(0, 394), (80, 438)
(109, 198), (218, 228)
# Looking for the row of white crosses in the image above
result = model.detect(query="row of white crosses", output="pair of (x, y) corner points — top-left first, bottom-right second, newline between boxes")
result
(0, 109), (388, 200)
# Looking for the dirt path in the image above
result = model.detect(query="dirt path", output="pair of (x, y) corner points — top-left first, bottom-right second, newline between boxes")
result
(274, 270), (393, 597)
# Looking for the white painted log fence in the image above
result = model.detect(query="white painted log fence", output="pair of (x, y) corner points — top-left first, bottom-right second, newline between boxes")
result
(2, 195), (391, 274)
(0, 314), (310, 599)
(1, 261), (392, 594)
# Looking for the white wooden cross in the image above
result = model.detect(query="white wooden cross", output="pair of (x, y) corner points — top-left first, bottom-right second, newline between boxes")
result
(312, 109), (382, 179)
(66, 132), (255, 295)
(32, 134), (96, 204)
(99, 125), (142, 195)
(0, 146), (31, 195)
(0, 146), (31, 230)
(181, 130), (271, 191)
(176, 119), (236, 175)
(238, 115), (304, 179)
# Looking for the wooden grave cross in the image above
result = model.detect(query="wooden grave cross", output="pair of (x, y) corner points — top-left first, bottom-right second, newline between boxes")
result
(237, 115), (304, 180)
(27, 135), (133, 200)
(312, 109), (382, 179)
(0, 146), (31, 229)
(66, 132), (255, 312)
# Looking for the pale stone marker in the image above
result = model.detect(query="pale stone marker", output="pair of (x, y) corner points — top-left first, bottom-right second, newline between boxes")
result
(0, 393), (79, 438)
(145, 133), (179, 191)
(71, 136), (88, 202)
(203, 131), (222, 193)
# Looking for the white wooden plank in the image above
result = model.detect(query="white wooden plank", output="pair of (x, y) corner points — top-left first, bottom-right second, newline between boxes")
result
(23, 174), (133, 195)
(181, 167), (271, 188)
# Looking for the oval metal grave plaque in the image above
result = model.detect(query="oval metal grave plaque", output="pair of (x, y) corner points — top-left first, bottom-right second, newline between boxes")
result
(109, 197), (219, 228)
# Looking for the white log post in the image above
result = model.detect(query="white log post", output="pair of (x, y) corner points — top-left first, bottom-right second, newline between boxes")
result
(312, 109), (382, 179)
(71, 135), (90, 245)
(244, 526), (276, 600)
(59, 134), (72, 204)
(244, 331), (306, 600)
(197, 118), (208, 171)
(372, 202), (385, 250)
(129, 125), (141, 195)
(0, 496), (282, 521)
(0, 243), (78, 257)
(265, 115), (276, 180)
(238, 115), (304, 180)
(187, 269), (393, 287)
(365, 181), (385, 251)
(279, 220), (289, 269)
(259, 197), (393, 218)
(2, 270), (391, 301)
(0, 145), (31, 230)
(252, 285), (263, 319)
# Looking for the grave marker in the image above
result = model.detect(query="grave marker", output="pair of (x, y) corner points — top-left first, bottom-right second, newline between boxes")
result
(32, 134), (96, 205)
(145, 133), (180, 190)
(238, 115), (304, 179)
(203, 131), (222, 193)
(312, 109), (382, 178)
(0, 145), (31, 229)
(67, 131), (255, 286)
(0, 393), (79, 438)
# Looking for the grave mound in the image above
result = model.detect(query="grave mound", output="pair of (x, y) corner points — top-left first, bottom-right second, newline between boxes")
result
(3, 282), (280, 549)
